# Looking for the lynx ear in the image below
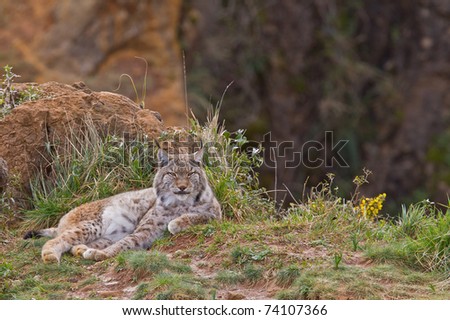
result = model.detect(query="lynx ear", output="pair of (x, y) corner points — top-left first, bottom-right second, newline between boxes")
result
(157, 149), (169, 167)
(193, 147), (204, 164)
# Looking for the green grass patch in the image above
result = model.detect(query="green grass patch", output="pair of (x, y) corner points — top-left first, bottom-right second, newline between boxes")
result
(275, 263), (448, 300)
(215, 270), (244, 285)
(116, 250), (191, 280)
(276, 264), (301, 287)
(230, 246), (271, 265)
(243, 264), (263, 283)
(116, 251), (206, 299)
(366, 202), (449, 273)
(150, 273), (206, 300)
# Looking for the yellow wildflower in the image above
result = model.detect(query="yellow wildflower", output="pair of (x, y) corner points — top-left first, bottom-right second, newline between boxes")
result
(358, 193), (387, 220)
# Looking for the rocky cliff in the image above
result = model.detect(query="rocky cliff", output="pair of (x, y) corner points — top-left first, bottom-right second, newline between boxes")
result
(0, 0), (185, 125)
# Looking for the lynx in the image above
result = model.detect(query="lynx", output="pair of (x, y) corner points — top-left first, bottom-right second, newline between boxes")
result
(24, 147), (221, 263)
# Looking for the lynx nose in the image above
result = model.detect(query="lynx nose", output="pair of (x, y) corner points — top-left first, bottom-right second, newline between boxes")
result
(178, 186), (187, 191)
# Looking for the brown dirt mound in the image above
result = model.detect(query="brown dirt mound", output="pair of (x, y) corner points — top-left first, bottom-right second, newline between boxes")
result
(0, 81), (164, 201)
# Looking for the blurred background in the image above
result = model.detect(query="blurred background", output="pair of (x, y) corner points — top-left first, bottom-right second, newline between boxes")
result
(0, 0), (449, 211)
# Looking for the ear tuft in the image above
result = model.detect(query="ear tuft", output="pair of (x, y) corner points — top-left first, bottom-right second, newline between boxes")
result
(157, 149), (169, 167)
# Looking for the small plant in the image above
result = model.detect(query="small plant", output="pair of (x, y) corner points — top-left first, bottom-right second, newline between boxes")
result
(0, 65), (41, 118)
(397, 201), (430, 238)
(351, 168), (372, 202)
(0, 65), (20, 114)
(20, 85), (41, 103)
(0, 65), (20, 116)
(114, 57), (149, 108)
(333, 252), (343, 269)
(230, 246), (248, 265)
(350, 232), (361, 251)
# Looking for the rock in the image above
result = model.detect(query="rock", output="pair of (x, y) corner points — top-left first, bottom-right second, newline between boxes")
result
(0, 81), (164, 197)
(226, 291), (246, 300)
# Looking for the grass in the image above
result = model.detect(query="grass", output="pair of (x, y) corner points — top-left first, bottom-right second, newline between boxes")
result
(215, 270), (244, 285)
(243, 264), (263, 283)
(188, 110), (274, 221)
(23, 117), (157, 230)
(230, 246), (271, 265)
(115, 251), (207, 299)
(116, 251), (192, 280)
(0, 237), (90, 299)
(276, 264), (301, 287)
(333, 252), (343, 270)
(366, 201), (450, 273)
(275, 263), (448, 300)
(350, 232), (361, 251)
(397, 202), (431, 238)
(409, 210), (449, 272)
(0, 107), (449, 299)
(149, 273), (206, 300)
(2, 189), (449, 300)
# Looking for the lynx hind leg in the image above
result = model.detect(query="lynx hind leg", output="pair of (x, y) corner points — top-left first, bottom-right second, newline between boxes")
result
(83, 215), (164, 261)
(71, 238), (113, 257)
(41, 244), (61, 264)
(41, 238), (66, 264)
(41, 225), (98, 264)
(168, 214), (213, 235)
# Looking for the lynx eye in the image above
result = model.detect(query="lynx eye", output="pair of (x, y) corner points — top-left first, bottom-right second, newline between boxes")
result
(166, 172), (177, 178)
(188, 172), (197, 177)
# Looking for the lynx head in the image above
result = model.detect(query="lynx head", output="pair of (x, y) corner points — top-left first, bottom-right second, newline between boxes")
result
(153, 148), (209, 202)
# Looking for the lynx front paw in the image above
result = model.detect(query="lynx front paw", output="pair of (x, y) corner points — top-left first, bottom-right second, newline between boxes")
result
(168, 220), (183, 235)
(70, 244), (89, 257)
(83, 248), (109, 261)
(42, 249), (60, 264)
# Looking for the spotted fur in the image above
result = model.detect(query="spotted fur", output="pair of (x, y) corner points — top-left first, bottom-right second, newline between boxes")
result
(24, 148), (221, 263)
